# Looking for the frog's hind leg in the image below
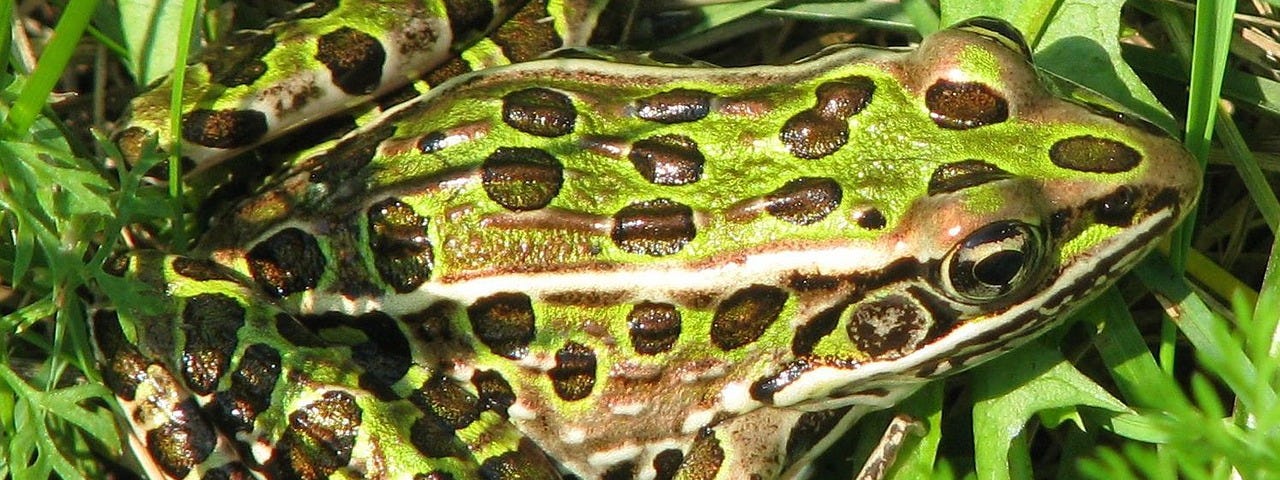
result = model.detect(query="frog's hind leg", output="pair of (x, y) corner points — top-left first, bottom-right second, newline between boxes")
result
(93, 251), (562, 479)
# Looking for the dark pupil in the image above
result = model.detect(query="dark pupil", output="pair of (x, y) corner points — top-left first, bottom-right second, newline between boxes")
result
(973, 250), (1025, 286)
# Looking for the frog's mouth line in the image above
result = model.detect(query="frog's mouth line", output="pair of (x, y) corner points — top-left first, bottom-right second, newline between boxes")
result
(766, 200), (1182, 408)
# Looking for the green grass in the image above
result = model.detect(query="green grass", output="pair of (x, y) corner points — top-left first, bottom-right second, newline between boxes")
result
(0, 0), (1276, 479)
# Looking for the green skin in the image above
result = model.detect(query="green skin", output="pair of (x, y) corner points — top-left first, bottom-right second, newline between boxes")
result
(97, 4), (1200, 480)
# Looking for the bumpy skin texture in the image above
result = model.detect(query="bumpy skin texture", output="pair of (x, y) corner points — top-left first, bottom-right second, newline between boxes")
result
(96, 9), (1200, 480)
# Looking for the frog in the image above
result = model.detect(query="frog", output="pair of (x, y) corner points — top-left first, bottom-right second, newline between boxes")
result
(92, 2), (1201, 479)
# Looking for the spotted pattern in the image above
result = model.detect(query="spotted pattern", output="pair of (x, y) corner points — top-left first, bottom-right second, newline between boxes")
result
(278, 390), (362, 479)
(711, 285), (788, 351)
(611, 198), (696, 256)
(179, 293), (245, 395)
(548, 341), (597, 401)
(315, 27), (386, 95)
(247, 227), (326, 297)
(925, 80), (1008, 129)
(368, 198), (434, 292)
(846, 295), (929, 359)
(927, 159), (1013, 196)
(501, 88), (577, 137)
(764, 177), (843, 225)
(181, 109), (269, 149)
(629, 134), (705, 185)
(202, 30), (275, 87)
(147, 400), (217, 479)
(210, 343), (281, 434)
(780, 77), (875, 159)
(409, 374), (480, 458)
(634, 89), (713, 124)
(481, 147), (565, 210)
(467, 292), (536, 359)
(1049, 135), (1141, 173)
(627, 302), (682, 355)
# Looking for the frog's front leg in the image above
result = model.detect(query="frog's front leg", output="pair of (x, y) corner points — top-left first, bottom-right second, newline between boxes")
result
(93, 251), (562, 479)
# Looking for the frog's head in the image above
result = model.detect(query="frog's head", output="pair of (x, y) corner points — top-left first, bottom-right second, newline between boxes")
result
(745, 17), (1200, 409)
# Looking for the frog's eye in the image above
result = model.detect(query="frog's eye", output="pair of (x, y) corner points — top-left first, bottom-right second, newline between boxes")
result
(939, 220), (1044, 303)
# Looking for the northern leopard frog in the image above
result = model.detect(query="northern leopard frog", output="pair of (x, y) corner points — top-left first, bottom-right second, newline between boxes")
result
(94, 2), (1201, 479)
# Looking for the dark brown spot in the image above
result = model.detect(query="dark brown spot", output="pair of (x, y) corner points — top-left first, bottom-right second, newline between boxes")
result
(611, 198), (696, 256)
(629, 134), (705, 185)
(103, 254), (130, 277)
(147, 400), (217, 479)
(780, 109), (847, 159)
(501, 88), (577, 137)
(467, 292), (536, 360)
(247, 227), (325, 298)
(764, 177), (842, 225)
(410, 415), (469, 459)
(368, 198), (434, 293)
(926, 80), (1008, 129)
(628, 302), (682, 355)
(410, 374), (481, 430)
(653, 448), (684, 480)
(92, 311), (148, 400)
(711, 285), (788, 351)
(927, 159), (1013, 196)
(856, 208), (887, 230)
(847, 295), (929, 359)
(1049, 135), (1142, 173)
(315, 27), (386, 95)
(478, 437), (560, 480)
(201, 30), (275, 87)
(1092, 186), (1138, 226)
(180, 293), (246, 395)
(210, 343), (280, 434)
(481, 147), (564, 211)
(279, 391), (362, 479)
(549, 341), (597, 401)
(634, 89), (713, 124)
(814, 77), (875, 119)
(472, 370), (516, 416)
(181, 109), (268, 149)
